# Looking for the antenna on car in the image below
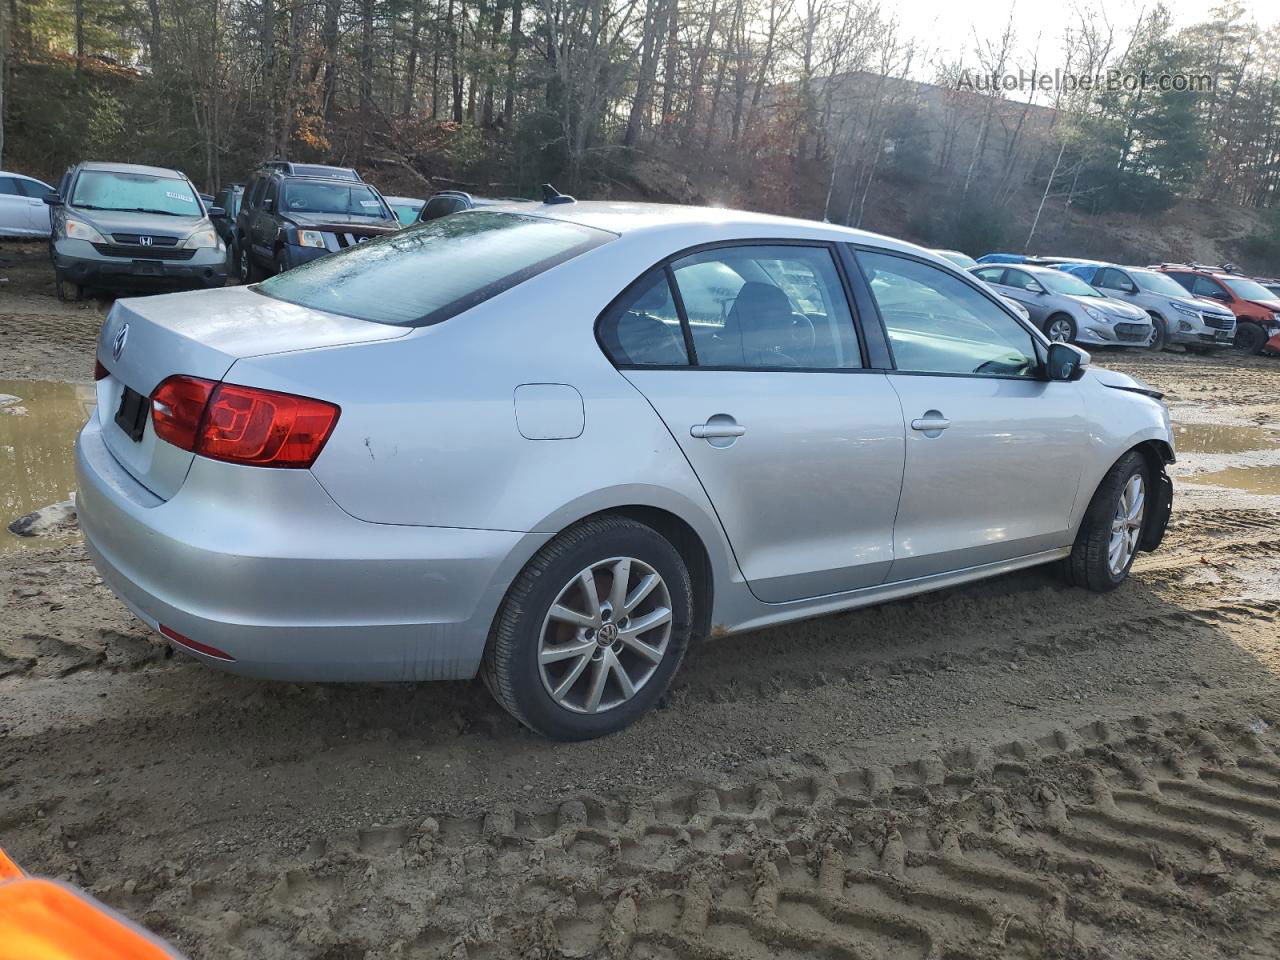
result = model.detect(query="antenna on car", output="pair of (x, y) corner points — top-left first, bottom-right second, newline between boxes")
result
(541, 183), (576, 205)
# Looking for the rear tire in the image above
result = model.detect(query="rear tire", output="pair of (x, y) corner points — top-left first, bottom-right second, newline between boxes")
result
(237, 240), (263, 283)
(1045, 313), (1076, 343)
(1063, 451), (1149, 593)
(481, 515), (693, 741)
(1235, 321), (1267, 354)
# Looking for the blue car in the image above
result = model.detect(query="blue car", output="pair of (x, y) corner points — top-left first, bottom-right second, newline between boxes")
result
(976, 253), (1027, 264)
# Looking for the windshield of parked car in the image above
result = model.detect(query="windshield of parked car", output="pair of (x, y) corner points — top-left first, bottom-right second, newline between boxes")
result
(71, 170), (201, 216)
(1221, 276), (1278, 301)
(281, 181), (393, 219)
(255, 211), (613, 326)
(1132, 269), (1193, 298)
(389, 202), (424, 225)
(1038, 270), (1101, 298)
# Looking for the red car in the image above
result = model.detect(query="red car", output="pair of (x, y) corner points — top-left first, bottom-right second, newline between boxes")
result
(1154, 264), (1280, 354)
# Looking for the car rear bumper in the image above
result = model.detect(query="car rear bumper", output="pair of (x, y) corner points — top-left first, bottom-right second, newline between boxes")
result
(76, 412), (540, 682)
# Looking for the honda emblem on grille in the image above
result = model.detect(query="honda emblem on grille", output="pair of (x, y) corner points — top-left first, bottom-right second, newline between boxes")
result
(112, 323), (129, 361)
(138, 236), (153, 246)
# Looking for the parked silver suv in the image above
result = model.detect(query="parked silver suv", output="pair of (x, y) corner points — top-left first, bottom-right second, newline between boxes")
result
(971, 263), (1153, 347)
(46, 162), (227, 300)
(1061, 263), (1236, 352)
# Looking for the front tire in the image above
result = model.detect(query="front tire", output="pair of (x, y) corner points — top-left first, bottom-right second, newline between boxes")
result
(54, 270), (82, 302)
(1235, 321), (1267, 354)
(1045, 313), (1077, 343)
(482, 516), (694, 741)
(237, 240), (263, 283)
(1063, 451), (1148, 592)
(1147, 314), (1168, 351)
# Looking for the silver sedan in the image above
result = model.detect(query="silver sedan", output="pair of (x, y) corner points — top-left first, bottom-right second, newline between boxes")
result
(77, 202), (1175, 740)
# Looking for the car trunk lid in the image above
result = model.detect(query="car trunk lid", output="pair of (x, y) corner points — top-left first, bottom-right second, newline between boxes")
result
(95, 285), (410, 500)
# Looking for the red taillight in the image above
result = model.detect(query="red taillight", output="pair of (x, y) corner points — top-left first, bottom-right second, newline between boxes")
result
(200, 383), (340, 467)
(94, 358), (109, 381)
(149, 375), (339, 468)
(151, 375), (216, 452)
(159, 625), (236, 662)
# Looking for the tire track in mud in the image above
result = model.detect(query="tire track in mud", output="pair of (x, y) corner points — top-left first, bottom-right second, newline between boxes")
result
(113, 707), (1280, 960)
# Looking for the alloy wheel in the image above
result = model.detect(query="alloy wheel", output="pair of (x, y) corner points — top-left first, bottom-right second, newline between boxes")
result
(1047, 318), (1074, 342)
(1108, 473), (1145, 576)
(537, 557), (672, 714)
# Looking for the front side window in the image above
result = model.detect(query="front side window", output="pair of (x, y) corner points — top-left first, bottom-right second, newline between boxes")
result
(1038, 270), (1101, 298)
(1002, 269), (1041, 292)
(1191, 275), (1229, 299)
(670, 246), (860, 369)
(17, 178), (52, 198)
(860, 250), (1038, 378)
(280, 182), (391, 218)
(0, 177), (19, 196)
(71, 170), (200, 216)
(1096, 268), (1133, 291)
(257, 211), (612, 326)
(597, 269), (689, 366)
(419, 195), (468, 222)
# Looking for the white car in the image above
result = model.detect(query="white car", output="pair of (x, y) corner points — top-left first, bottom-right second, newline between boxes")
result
(0, 171), (55, 237)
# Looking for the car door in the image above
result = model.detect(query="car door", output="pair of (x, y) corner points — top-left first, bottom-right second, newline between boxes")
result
(14, 177), (53, 234)
(253, 179), (280, 258)
(602, 244), (907, 602)
(0, 176), (31, 235)
(997, 268), (1053, 328)
(855, 248), (1089, 581)
(1095, 267), (1140, 306)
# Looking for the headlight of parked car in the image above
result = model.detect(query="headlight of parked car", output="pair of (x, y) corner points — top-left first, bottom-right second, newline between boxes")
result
(1084, 306), (1106, 321)
(183, 229), (220, 249)
(64, 219), (107, 244)
(1171, 301), (1200, 318)
(297, 230), (326, 249)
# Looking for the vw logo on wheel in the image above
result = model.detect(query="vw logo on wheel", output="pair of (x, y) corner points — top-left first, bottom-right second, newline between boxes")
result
(112, 323), (130, 361)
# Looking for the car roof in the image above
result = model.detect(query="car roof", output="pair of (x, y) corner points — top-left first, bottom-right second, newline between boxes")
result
(468, 200), (935, 257)
(77, 161), (188, 179)
(0, 170), (47, 181)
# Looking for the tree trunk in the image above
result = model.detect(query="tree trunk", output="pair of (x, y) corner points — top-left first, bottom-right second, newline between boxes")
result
(659, 0), (678, 128)
(320, 0), (340, 119)
(359, 0), (374, 158)
(450, 0), (464, 122)
(260, 0), (275, 154)
(623, 0), (663, 147)
(74, 0), (85, 77)
(146, 0), (162, 73)
(502, 0), (521, 122)
(403, 0), (423, 116)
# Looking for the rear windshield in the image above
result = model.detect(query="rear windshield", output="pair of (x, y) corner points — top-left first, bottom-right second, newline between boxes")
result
(255, 211), (613, 326)
(281, 181), (392, 218)
(71, 170), (200, 216)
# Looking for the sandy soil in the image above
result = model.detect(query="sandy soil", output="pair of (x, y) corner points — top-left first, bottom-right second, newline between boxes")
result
(3, 247), (1280, 960)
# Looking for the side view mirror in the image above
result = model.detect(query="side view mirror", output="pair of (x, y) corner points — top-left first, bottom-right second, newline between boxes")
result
(1046, 342), (1090, 381)
(207, 206), (226, 218)
(1032, 285), (1047, 295)
(43, 192), (64, 207)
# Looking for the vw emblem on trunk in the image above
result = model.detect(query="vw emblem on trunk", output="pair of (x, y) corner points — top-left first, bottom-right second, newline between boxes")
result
(112, 323), (130, 361)
(138, 236), (153, 246)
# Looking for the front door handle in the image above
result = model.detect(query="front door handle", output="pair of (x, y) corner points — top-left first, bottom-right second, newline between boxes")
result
(910, 411), (951, 436)
(691, 422), (746, 439)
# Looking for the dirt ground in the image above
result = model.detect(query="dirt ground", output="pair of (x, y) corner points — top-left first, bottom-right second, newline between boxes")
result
(3, 238), (1280, 960)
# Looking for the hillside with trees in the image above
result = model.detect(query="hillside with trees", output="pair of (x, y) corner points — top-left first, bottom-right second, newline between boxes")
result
(2, 0), (1279, 268)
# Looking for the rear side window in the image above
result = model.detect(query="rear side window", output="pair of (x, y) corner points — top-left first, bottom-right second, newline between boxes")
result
(256, 211), (612, 326)
(598, 269), (689, 366)
(17, 178), (52, 198)
(0, 177), (19, 196)
(972, 267), (1005, 284)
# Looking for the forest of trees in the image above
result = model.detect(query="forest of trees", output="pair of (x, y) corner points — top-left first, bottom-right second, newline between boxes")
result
(1, 0), (1279, 253)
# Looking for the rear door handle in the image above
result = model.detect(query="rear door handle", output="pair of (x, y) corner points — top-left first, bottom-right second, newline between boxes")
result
(691, 422), (746, 439)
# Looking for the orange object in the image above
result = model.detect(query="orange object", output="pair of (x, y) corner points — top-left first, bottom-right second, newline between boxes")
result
(0, 876), (184, 960)
(0, 847), (21, 880)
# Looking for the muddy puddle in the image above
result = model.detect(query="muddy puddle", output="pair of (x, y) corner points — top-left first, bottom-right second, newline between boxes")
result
(1185, 464), (1280, 495)
(1, 380), (95, 551)
(1173, 422), (1279, 454)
